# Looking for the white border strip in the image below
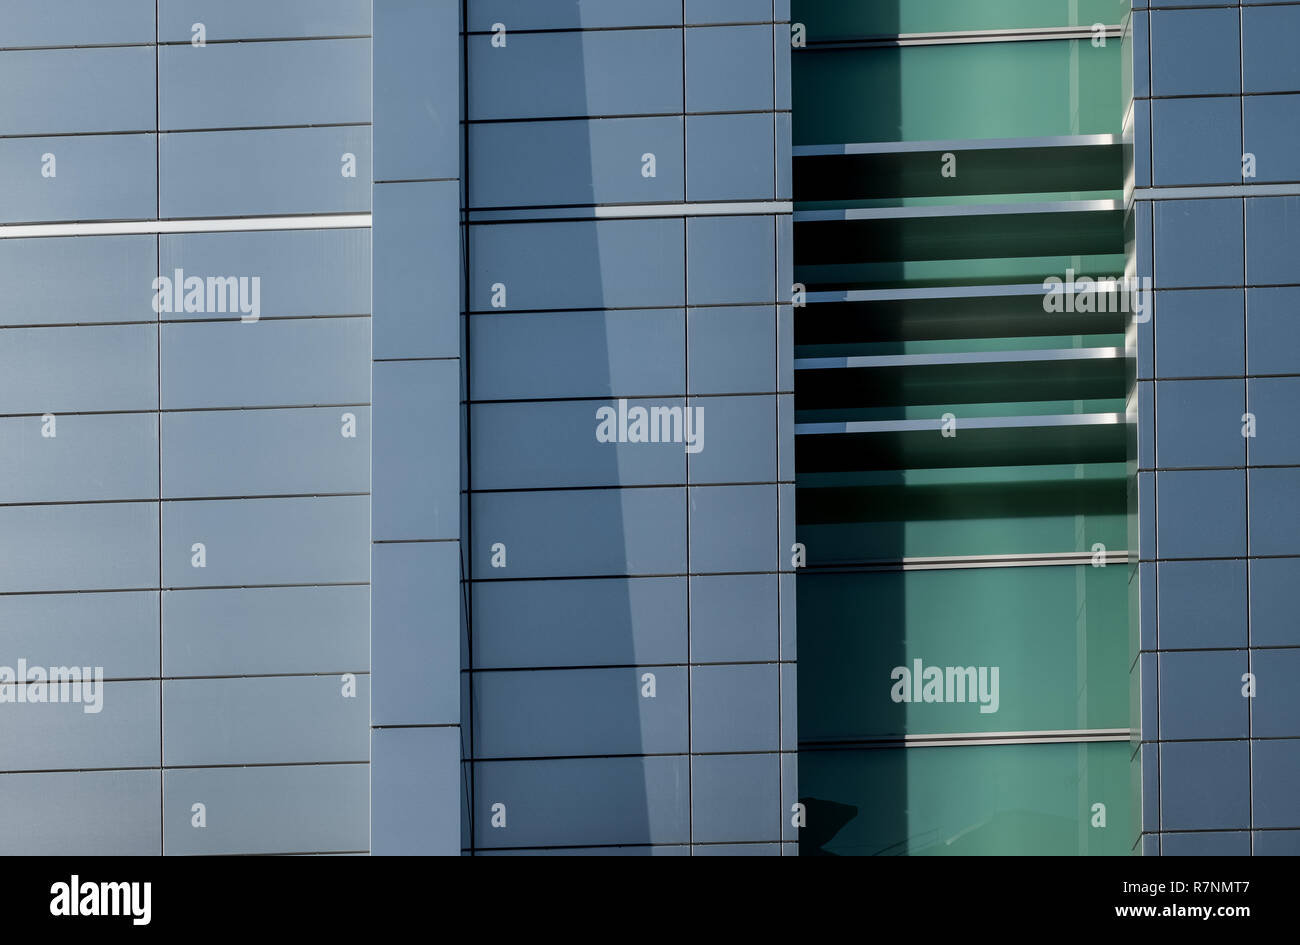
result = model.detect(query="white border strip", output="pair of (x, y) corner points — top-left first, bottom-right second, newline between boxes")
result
(469, 200), (792, 222)
(593, 200), (791, 219)
(0, 214), (373, 239)
(806, 24), (1123, 49)
(794, 133), (1121, 157)
(899, 550), (1130, 571)
(796, 199), (1120, 222)
(808, 282), (1048, 303)
(806, 550), (1132, 572)
(796, 346), (1123, 370)
(805, 728), (1132, 749)
(808, 281), (1131, 305)
(1133, 183), (1300, 201)
(796, 412), (1126, 435)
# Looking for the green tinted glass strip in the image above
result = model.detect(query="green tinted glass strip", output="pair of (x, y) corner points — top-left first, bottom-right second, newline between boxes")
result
(794, 400), (1128, 423)
(793, 147), (1124, 203)
(796, 500), (1127, 560)
(798, 740), (1133, 856)
(796, 280), (1133, 340)
(794, 420), (1127, 474)
(792, 0), (1122, 41)
(798, 461), (1130, 490)
(796, 334), (1127, 357)
(794, 252), (1129, 291)
(797, 565), (1130, 738)
(794, 351), (1126, 409)
(793, 41), (1123, 145)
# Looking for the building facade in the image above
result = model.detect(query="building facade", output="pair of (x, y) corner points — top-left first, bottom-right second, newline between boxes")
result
(792, 0), (1133, 856)
(0, 0), (1295, 856)
(1130, 0), (1300, 856)
(0, 0), (373, 855)
(456, 0), (795, 856)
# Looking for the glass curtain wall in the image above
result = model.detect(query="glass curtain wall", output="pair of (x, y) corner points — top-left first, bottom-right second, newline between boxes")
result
(791, 0), (1137, 855)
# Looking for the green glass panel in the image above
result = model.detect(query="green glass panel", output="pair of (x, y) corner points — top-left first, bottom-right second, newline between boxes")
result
(796, 458), (1129, 559)
(796, 495), (1127, 558)
(799, 740), (1133, 855)
(1129, 749), (1143, 851)
(795, 421), (1128, 474)
(1129, 648), (1142, 755)
(795, 281), (1131, 342)
(791, 0), (1138, 857)
(795, 210), (1124, 266)
(799, 461), (1129, 489)
(798, 191), (1124, 210)
(794, 251), (1129, 290)
(797, 333), (1126, 357)
(793, 41), (1123, 145)
(795, 352), (1127, 408)
(1120, 19), (1135, 107)
(792, 0), (1123, 39)
(793, 147), (1123, 202)
(1128, 562), (1142, 681)
(794, 399), (1127, 422)
(798, 565), (1129, 738)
